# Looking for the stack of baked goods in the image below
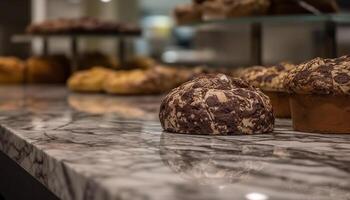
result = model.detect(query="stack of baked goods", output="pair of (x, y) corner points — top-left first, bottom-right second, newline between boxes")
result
(174, 0), (339, 25)
(284, 55), (350, 133)
(159, 55), (350, 135)
(240, 62), (295, 118)
(175, 0), (271, 24)
(26, 17), (141, 35)
(68, 64), (200, 95)
(0, 55), (71, 85)
(0, 55), (168, 85)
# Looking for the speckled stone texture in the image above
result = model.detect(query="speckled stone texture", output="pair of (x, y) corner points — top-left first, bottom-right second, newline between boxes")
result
(284, 55), (350, 95)
(0, 86), (350, 200)
(159, 74), (274, 135)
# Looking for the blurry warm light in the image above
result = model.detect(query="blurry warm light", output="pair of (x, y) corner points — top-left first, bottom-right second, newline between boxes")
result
(245, 192), (269, 200)
(100, 0), (111, 3)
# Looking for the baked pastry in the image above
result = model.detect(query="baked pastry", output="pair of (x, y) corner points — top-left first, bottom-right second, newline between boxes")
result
(103, 66), (194, 95)
(26, 55), (71, 84)
(201, 0), (227, 20)
(240, 62), (295, 118)
(26, 17), (141, 34)
(284, 56), (350, 133)
(225, 0), (271, 17)
(159, 74), (274, 135)
(125, 56), (156, 70)
(0, 57), (25, 84)
(201, 0), (270, 20)
(270, 0), (338, 15)
(67, 67), (114, 92)
(174, 4), (202, 25)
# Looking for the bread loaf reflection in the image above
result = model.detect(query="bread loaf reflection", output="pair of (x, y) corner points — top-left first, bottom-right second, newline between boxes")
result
(160, 133), (267, 186)
(68, 94), (160, 120)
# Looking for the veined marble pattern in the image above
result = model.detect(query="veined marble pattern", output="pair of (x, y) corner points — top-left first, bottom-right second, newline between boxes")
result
(0, 86), (349, 200)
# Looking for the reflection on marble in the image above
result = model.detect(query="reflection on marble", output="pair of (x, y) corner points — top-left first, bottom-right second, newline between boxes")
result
(0, 86), (349, 200)
(68, 93), (161, 120)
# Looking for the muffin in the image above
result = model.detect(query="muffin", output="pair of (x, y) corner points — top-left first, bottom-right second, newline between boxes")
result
(284, 56), (350, 133)
(159, 74), (274, 135)
(0, 57), (25, 84)
(67, 67), (114, 92)
(26, 55), (71, 84)
(174, 4), (202, 25)
(240, 62), (295, 118)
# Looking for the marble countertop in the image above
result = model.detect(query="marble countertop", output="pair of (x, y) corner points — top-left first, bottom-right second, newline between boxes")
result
(0, 86), (349, 200)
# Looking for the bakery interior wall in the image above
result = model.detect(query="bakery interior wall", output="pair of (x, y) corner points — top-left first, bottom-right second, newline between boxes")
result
(0, 0), (31, 58)
(2, 0), (349, 67)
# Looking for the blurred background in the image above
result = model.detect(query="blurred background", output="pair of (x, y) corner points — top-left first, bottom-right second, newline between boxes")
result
(1, 0), (350, 67)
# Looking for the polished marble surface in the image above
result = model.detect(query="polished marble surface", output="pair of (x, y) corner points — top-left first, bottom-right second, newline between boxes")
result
(0, 86), (349, 200)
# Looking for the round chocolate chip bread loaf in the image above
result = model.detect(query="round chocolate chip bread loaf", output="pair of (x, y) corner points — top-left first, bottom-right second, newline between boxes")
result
(159, 74), (275, 135)
(284, 56), (350, 95)
(283, 55), (350, 133)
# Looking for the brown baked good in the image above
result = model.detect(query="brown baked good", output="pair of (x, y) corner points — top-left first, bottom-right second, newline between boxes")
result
(240, 62), (295, 118)
(225, 0), (271, 17)
(201, 0), (270, 20)
(103, 66), (195, 95)
(78, 52), (119, 70)
(270, 0), (338, 15)
(26, 55), (71, 84)
(284, 55), (350, 133)
(125, 56), (156, 70)
(192, 0), (207, 4)
(0, 57), (25, 84)
(201, 0), (227, 20)
(174, 4), (202, 25)
(26, 17), (141, 34)
(159, 74), (274, 135)
(67, 67), (114, 92)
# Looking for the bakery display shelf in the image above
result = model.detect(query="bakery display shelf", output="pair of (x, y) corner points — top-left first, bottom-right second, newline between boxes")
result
(12, 31), (141, 40)
(179, 13), (350, 65)
(185, 13), (350, 26)
(11, 31), (142, 72)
